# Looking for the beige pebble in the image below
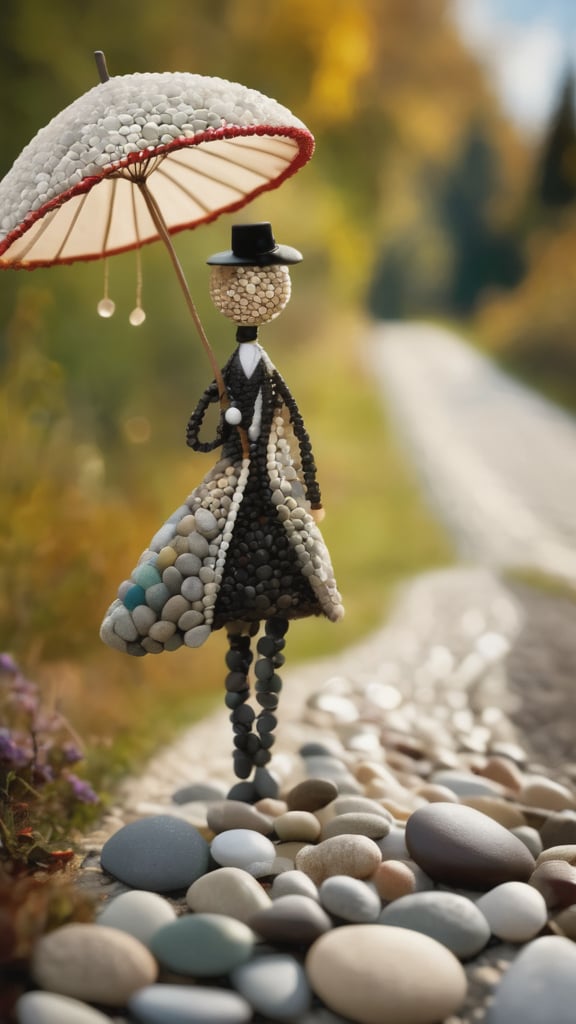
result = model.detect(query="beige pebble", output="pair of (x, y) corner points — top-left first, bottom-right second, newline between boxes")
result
(274, 841), (309, 863)
(206, 800), (273, 836)
(255, 798), (288, 818)
(551, 905), (576, 940)
(296, 835), (382, 886)
(32, 924), (157, 1005)
(416, 783), (459, 804)
(306, 924), (467, 1024)
(315, 796), (392, 829)
(520, 776), (576, 812)
(186, 865), (271, 922)
(478, 755), (524, 792)
(536, 845), (576, 868)
(275, 811), (321, 843)
(321, 812), (391, 842)
(371, 860), (417, 901)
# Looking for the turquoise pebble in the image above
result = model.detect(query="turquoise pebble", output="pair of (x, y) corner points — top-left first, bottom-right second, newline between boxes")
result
(145, 583), (171, 613)
(132, 564), (162, 589)
(150, 913), (254, 977)
(123, 584), (146, 610)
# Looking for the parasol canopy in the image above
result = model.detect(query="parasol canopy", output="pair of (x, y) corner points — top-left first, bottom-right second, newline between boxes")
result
(0, 68), (314, 268)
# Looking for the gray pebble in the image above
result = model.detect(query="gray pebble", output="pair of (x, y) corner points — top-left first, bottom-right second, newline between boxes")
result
(129, 984), (252, 1023)
(485, 935), (576, 1024)
(379, 890), (490, 959)
(101, 815), (209, 892)
(319, 876), (381, 923)
(231, 954), (312, 1020)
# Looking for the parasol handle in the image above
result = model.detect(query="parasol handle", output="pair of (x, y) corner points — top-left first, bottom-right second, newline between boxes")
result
(135, 180), (231, 411)
(94, 51), (110, 83)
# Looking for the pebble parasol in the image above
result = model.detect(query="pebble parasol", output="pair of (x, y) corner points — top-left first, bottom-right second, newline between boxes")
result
(0, 52), (314, 397)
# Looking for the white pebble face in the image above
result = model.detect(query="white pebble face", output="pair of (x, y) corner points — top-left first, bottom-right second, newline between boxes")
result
(210, 265), (291, 325)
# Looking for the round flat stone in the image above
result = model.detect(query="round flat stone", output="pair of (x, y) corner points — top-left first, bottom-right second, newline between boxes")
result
(249, 894), (333, 945)
(405, 802), (535, 889)
(372, 860), (419, 901)
(210, 829), (276, 875)
(430, 769), (504, 798)
(296, 835), (382, 886)
(379, 891), (490, 959)
(319, 876), (381, 923)
(476, 882), (547, 942)
(285, 779), (338, 812)
(97, 889), (177, 946)
(32, 923), (157, 1005)
(128, 984), (252, 1024)
(306, 924), (467, 1024)
(172, 781), (227, 804)
(186, 866), (271, 923)
(231, 954), (312, 1020)
(16, 992), (113, 1024)
(520, 776), (576, 812)
(195, 508), (219, 537)
(485, 936), (576, 1024)
(101, 815), (209, 892)
(149, 913), (254, 977)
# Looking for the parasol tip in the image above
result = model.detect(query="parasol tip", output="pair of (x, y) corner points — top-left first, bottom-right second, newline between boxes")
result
(94, 50), (110, 83)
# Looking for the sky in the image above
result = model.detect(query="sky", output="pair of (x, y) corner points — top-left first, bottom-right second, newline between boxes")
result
(451, 0), (576, 136)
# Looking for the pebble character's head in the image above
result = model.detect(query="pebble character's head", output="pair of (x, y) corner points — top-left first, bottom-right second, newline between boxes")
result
(207, 222), (302, 329)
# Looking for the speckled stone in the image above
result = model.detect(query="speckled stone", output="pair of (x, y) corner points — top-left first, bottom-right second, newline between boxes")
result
(379, 891), (490, 959)
(128, 984), (252, 1024)
(32, 923), (157, 1005)
(231, 953), (312, 1020)
(249, 894), (333, 945)
(306, 924), (467, 1024)
(186, 866), (272, 923)
(101, 815), (210, 892)
(485, 936), (576, 1024)
(295, 835), (382, 886)
(149, 913), (254, 977)
(405, 803), (535, 889)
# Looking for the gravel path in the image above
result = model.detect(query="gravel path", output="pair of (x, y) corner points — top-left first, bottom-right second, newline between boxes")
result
(368, 321), (576, 585)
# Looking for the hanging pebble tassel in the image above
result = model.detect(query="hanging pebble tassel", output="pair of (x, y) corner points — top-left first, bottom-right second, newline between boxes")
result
(100, 223), (343, 798)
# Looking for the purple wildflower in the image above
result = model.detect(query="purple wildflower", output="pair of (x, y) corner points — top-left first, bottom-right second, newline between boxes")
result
(65, 773), (99, 805)
(0, 728), (30, 767)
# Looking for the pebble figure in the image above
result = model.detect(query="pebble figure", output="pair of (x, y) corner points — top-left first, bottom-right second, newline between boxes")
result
(100, 223), (343, 796)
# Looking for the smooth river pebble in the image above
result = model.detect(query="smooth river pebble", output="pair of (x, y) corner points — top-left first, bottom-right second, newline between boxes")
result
(149, 913), (254, 977)
(210, 829), (276, 875)
(231, 954), (312, 1020)
(306, 924), (467, 1024)
(295, 835), (382, 885)
(485, 935), (576, 1024)
(32, 923), (157, 1005)
(405, 802), (535, 889)
(379, 891), (490, 959)
(16, 992), (112, 1024)
(129, 984), (252, 1024)
(319, 876), (381, 923)
(186, 866), (271, 922)
(100, 814), (209, 892)
(97, 889), (177, 946)
(475, 881), (548, 942)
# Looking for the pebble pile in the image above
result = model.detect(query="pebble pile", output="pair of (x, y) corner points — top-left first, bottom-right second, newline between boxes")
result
(18, 568), (576, 1022)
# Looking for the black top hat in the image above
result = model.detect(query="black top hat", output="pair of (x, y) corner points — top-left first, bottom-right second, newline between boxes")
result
(206, 222), (303, 266)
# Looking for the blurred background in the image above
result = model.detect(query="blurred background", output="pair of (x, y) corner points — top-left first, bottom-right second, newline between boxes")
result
(1, 0), (574, 791)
